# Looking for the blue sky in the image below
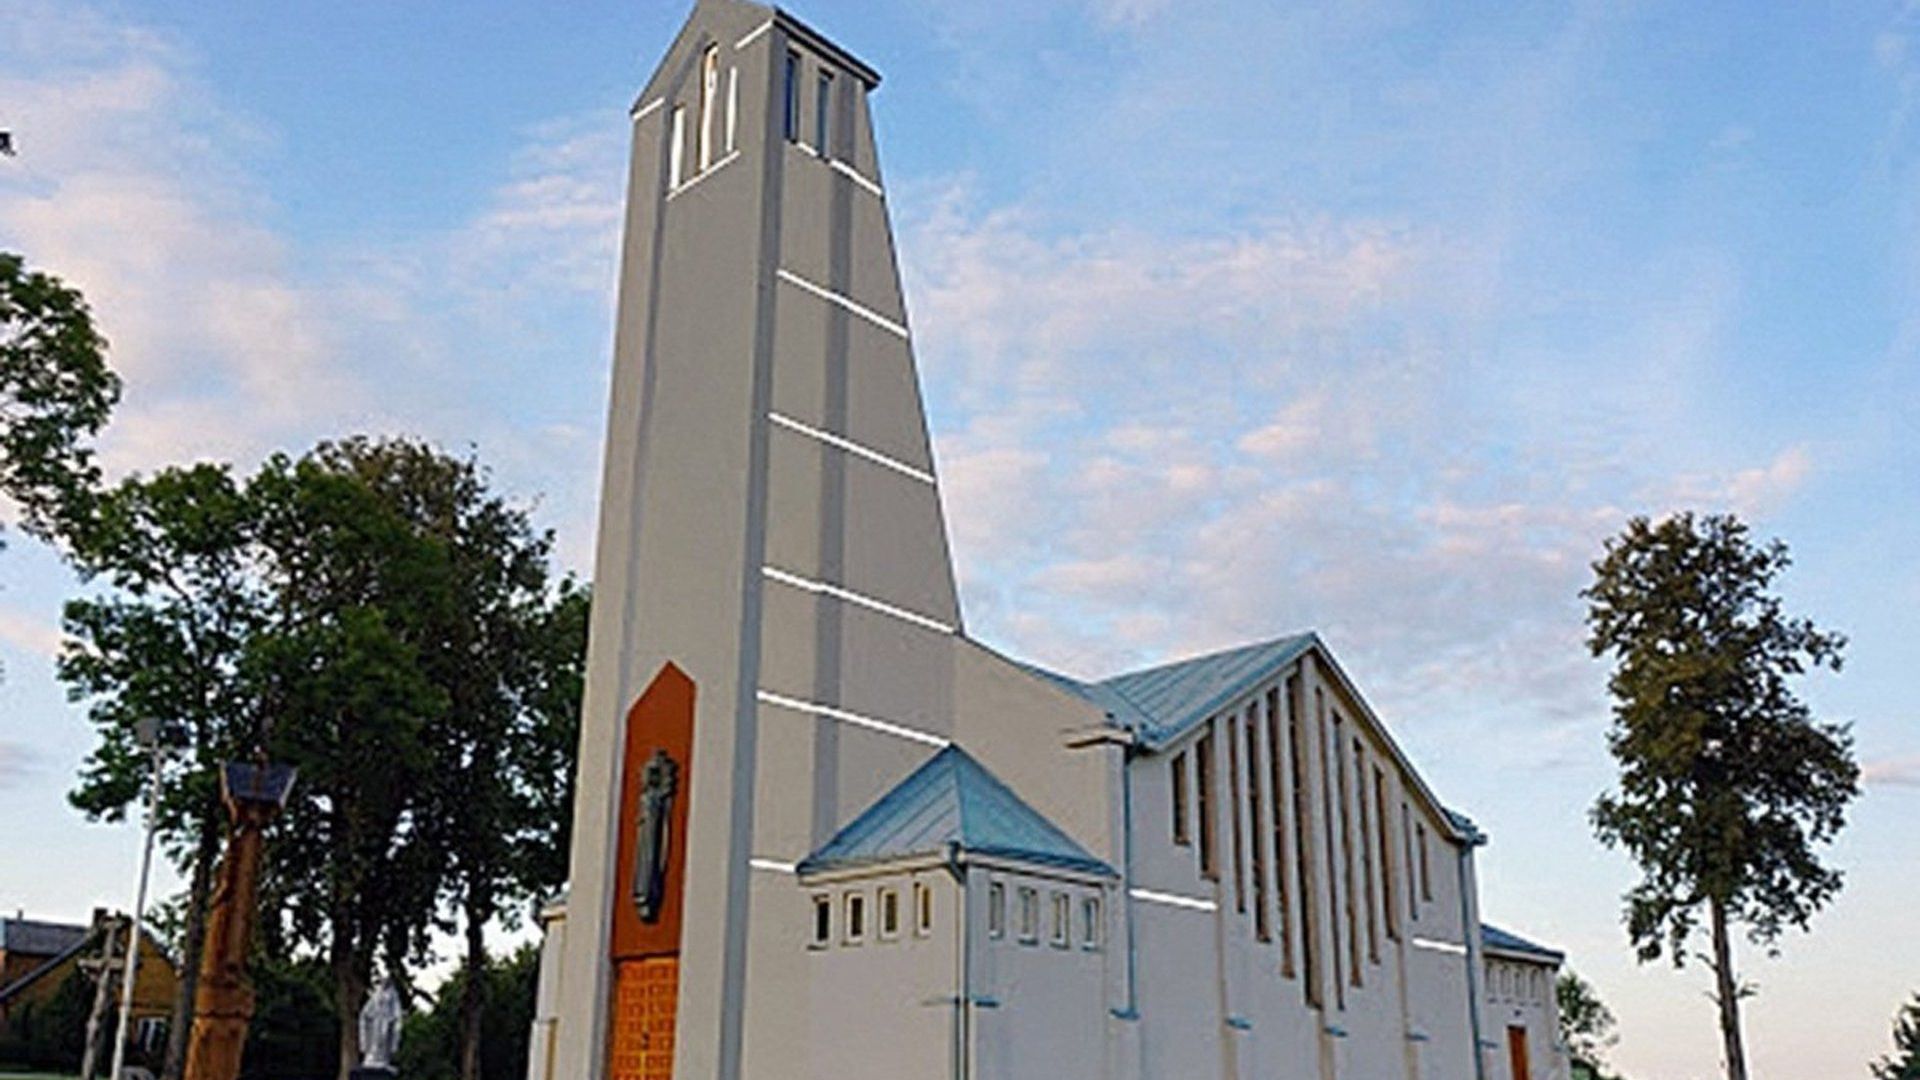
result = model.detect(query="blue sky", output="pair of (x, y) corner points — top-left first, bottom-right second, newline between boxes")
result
(2, 1), (1917, 1075)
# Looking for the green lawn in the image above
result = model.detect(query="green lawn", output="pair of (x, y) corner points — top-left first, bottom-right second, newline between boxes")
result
(0, 1073), (80, 1079)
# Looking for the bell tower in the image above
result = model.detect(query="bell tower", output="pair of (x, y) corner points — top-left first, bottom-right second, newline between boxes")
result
(554, 3), (968, 1077)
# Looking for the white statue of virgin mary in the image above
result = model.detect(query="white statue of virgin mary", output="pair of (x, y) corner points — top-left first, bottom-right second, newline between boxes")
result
(358, 977), (404, 1071)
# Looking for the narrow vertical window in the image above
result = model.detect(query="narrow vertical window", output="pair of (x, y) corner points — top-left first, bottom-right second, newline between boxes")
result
(879, 887), (900, 940)
(1319, 689), (1345, 1009)
(1336, 716), (1360, 987)
(668, 105), (687, 188)
(725, 66), (739, 153)
(1051, 893), (1070, 948)
(815, 70), (834, 157)
(844, 892), (866, 944)
(1228, 715), (1247, 913)
(1377, 766), (1398, 941)
(1018, 887), (1039, 943)
(1403, 802), (1418, 923)
(1419, 822), (1433, 902)
(1171, 752), (1191, 846)
(1357, 740), (1378, 964)
(1245, 711), (1269, 942)
(1082, 896), (1103, 951)
(1197, 729), (1218, 880)
(1290, 675), (1319, 1005)
(783, 51), (801, 141)
(811, 894), (832, 948)
(988, 881), (1006, 939)
(1266, 688), (1293, 972)
(915, 881), (934, 936)
(698, 44), (720, 170)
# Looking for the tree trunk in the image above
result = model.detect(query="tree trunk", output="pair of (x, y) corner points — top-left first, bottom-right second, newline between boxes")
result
(1709, 897), (1749, 1080)
(164, 810), (221, 1080)
(459, 895), (488, 1080)
(332, 915), (368, 1080)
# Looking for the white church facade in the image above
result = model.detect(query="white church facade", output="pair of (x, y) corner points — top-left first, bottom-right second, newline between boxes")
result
(528, 4), (1569, 1079)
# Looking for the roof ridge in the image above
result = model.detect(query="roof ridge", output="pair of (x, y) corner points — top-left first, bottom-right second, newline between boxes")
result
(1095, 630), (1314, 687)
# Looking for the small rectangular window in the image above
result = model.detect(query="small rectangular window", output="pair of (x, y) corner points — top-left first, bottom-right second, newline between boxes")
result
(783, 52), (801, 142)
(844, 891), (866, 944)
(1018, 886), (1039, 944)
(1051, 892), (1071, 948)
(815, 70), (833, 158)
(879, 887), (900, 940)
(1081, 896), (1103, 951)
(668, 105), (687, 188)
(988, 881), (1006, 939)
(915, 881), (934, 936)
(1418, 822), (1433, 902)
(811, 894), (832, 948)
(1171, 752), (1190, 846)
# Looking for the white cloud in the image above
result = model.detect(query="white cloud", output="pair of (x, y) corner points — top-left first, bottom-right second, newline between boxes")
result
(0, 740), (37, 790)
(0, 608), (62, 658)
(1863, 755), (1920, 789)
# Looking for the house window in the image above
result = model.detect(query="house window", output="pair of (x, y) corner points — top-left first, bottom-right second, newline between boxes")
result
(1418, 822), (1433, 902)
(1017, 887), (1039, 944)
(1081, 896), (1103, 951)
(844, 891), (866, 944)
(811, 894), (832, 948)
(988, 881), (1006, 939)
(1171, 751), (1190, 846)
(135, 1017), (167, 1051)
(1246, 711), (1269, 942)
(879, 887), (900, 940)
(1356, 739), (1378, 964)
(725, 66), (739, 153)
(915, 881), (934, 936)
(1377, 766), (1398, 942)
(698, 44), (720, 170)
(815, 70), (833, 157)
(1265, 685), (1294, 974)
(1051, 892), (1071, 948)
(1197, 729), (1218, 880)
(668, 105), (687, 187)
(783, 52), (801, 142)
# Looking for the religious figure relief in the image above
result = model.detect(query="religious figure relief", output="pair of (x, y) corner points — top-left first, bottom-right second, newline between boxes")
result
(631, 748), (680, 923)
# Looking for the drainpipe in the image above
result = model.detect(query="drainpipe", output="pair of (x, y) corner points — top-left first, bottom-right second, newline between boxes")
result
(947, 841), (970, 1080)
(1456, 835), (1488, 1080)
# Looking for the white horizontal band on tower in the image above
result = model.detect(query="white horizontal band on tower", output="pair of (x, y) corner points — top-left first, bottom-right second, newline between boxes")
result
(830, 159), (885, 199)
(668, 150), (742, 200)
(632, 97), (665, 121)
(1129, 888), (1218, 913)
(735, 19), (773, 50)
(757, 690), (950, 749)
(1412, 936), (1468, 956)
(777, 269), (910, 340)
(749, 857), (798, 875)
(763, 566), (955, 635)
(768, 412), (935, 485)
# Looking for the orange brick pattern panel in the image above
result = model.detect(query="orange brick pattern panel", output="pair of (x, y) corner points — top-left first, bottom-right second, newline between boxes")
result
(610, 956), (678, 1080)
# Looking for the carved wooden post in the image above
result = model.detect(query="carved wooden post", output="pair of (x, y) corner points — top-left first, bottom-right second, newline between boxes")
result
(182, 762), (296, 1080)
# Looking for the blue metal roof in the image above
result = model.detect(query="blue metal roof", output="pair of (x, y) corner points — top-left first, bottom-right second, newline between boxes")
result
(1481, 923), (1565, 964)
(1023, 632), (1319, 749)
(798, 745), (1116, 878)
(0, 918), (87, 957)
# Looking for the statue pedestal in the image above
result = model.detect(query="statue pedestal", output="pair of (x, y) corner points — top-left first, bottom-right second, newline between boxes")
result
(349, 1069), (396, 1080)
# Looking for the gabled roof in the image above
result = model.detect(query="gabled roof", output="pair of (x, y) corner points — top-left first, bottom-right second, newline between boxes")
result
(0, 918), (87, 958)
(798, 746), (1115, 879)
(0, 926), (97, 1007)
(1482, 923), (1565, 965)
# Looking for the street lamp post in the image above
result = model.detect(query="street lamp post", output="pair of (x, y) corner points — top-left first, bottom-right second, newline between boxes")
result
(109, 719), (167, 1080)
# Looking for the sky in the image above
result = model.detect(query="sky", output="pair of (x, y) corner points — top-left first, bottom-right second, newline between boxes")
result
(1, 0), (1916, 1076)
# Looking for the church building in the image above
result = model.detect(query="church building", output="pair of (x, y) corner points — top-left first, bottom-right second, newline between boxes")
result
(528, 4), (1569, 1079)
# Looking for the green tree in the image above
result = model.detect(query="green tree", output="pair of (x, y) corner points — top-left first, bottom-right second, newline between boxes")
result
(0, 250), (120, 542)
(1583, 512), (1858, 1080)
(1556, 970), (1619, 1080)
(61, 463), (267, 1079)
(1875, 995), (1920, 1080)
(241, 956), (338, 1080)
(394, 945), (540, 1080)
